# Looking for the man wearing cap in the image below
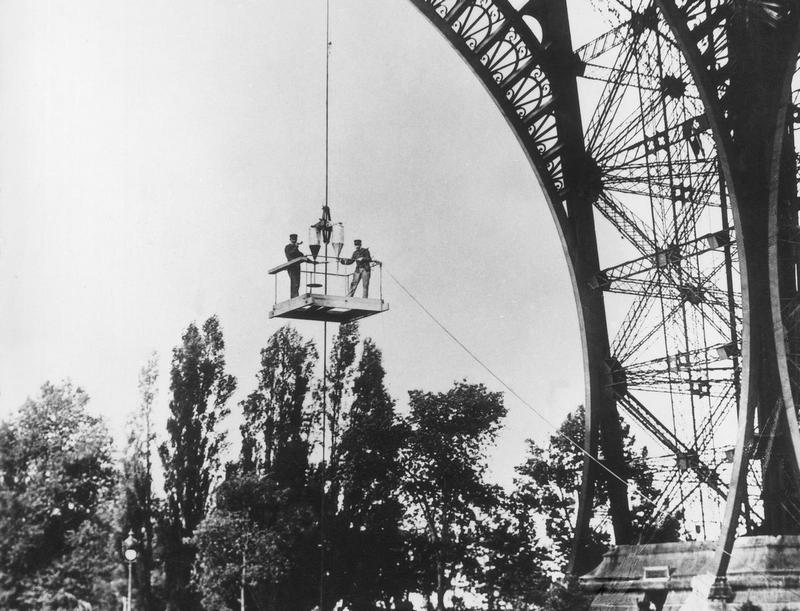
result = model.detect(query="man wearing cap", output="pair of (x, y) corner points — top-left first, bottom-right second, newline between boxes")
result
(285, 234), (309, 298)
(339, 239), (372, 297)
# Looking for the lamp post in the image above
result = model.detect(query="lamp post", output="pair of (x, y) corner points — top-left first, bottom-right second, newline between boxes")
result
(123, 530), (138, 611)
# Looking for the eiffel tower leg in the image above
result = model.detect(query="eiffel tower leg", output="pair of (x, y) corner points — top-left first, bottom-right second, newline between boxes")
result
(657, 0), (800, 590)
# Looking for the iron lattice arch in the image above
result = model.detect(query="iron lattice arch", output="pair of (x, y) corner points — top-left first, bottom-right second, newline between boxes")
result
(408, 0), (572, 199)
(408, 0), (800, 582)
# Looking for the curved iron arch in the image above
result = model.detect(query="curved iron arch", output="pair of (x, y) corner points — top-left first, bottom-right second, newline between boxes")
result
(407, 0), (800, 586)
(407, 0), (573, 205)
(405, 0), (635, 567)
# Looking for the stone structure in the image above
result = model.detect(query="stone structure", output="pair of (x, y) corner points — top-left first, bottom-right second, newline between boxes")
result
(582, 536), (800, 610)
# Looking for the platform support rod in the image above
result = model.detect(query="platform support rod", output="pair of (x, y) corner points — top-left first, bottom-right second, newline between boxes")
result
(319, 323), (327, 608)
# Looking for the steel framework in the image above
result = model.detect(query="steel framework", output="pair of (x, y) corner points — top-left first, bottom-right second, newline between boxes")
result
(407, 0), (800, 591)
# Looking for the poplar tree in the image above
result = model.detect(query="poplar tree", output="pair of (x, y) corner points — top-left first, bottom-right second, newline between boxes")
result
(323, 321), (359, 470)
(196, 325), (318, 611)
(242, 324), (318, 611)
(121, 353), (160, 610)
(159, 316), (236, 610)
(240, 325), (317, 488)
(316, 322), (360, 610)
(334, 338), (410, 610)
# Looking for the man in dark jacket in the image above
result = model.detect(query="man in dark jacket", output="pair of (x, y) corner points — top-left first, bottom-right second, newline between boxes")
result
(339, 239), (372, 297)
(284, 234), (309, 298)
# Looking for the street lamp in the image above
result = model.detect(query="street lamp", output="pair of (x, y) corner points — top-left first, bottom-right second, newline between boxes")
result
(123, 530), (138, 611)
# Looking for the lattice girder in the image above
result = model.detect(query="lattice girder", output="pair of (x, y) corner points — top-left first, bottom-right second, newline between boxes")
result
(656, 0), (800, 589)
(406, 0), (800, 586)
(580, 0), (742, 548)
(407, 0), (635, 569)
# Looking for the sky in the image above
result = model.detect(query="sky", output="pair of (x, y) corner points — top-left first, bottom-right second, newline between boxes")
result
(0, 0), (607, 487)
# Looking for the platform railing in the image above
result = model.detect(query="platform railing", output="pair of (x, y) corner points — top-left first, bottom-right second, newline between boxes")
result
(270, 255), (384, 305)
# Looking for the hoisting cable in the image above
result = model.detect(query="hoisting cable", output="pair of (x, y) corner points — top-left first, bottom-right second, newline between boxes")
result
(387, 270), (630, 488)
(388, 270), (748, 567)
(387, 269), (711, 541)
(319, 0), (331, 609)
(320, 319), (328, 611)
(324, 0), (331, 209)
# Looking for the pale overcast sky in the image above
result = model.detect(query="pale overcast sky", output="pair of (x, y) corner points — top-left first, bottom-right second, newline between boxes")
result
(0, 0), (607, 485)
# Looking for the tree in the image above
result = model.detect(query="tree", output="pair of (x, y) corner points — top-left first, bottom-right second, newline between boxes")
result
(539, 577), (593, 611)
(240, 325), (317, 490)
(311, 321), (360, 610)
(0, 381), (119, 609)
(322, 321), (359, 466)
(121, 353), (161, 610)
(193, 476), (295, 611)
(196, 324), (318, 611)
(514, 407), (609, 577)
(194, 510), (265, 610)
(470, 494), (552, 610)
(159, 316), (237, 610)
(239, 325), (318, 611)
(334, 338), (411, 610)
(513, 406), (681, 578)
(400, 381), (507, 611)
(196, 473), (319, 610)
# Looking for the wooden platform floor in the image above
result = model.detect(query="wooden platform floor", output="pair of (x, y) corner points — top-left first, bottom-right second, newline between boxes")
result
(269, 293), (389, 323)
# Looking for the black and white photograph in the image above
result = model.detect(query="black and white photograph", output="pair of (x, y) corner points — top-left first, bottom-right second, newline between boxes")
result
(1, 0), (798, 609)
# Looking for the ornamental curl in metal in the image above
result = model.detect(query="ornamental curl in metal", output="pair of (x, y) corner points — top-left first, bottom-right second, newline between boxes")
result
(413, 0), (567, 198)
(452, 0), (502, 48)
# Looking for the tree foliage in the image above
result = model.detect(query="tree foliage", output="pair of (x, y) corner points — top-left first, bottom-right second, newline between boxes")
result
(193, 477), (297, 611)
(160, 316), (237, 610)
(514, 406), (681, 577)
(195, 473), (318, 611)
(196, 324), (318, 611)
(400, 381), (507, 611)
(240, 325), (317, 488)
(333, 338), (411, 610)
(121, 353), (162, 610)
(0, 381), (119, 609)
(2, 324), (674, 610)
(323, 321), (359, 464)
(514, 407), (608, 575)
(471, 495), (552, 610)
(314, 322), (361, 610)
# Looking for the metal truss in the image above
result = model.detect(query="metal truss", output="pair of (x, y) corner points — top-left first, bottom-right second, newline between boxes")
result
(576, 0), (742, 542)
(407, 0), (800, 588)
(653, 0), (800, 594)
(407, 0), (635, 571)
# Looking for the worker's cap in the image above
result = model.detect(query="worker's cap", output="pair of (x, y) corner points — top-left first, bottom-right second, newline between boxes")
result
(354, 239), (362, 245)
(289, 233), (298, 240)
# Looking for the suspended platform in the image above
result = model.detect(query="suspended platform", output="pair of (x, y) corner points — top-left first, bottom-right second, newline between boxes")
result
(269, 293), (388, 323)
(268, 255), (389, 324)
